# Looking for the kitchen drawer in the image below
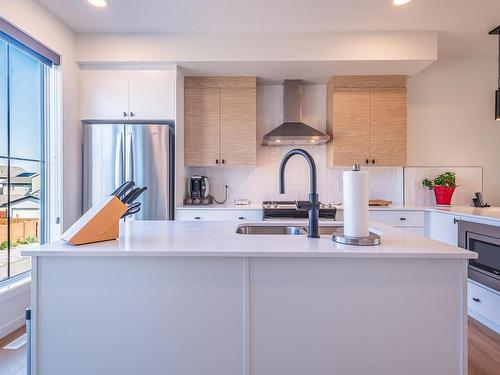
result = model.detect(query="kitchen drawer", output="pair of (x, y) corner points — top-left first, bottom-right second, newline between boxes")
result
(468, 280), (500, 331)
(176, 209), (262, 222)
(369, 210), (424, 227)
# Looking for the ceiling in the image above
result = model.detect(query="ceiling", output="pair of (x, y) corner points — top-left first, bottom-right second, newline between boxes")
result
(38, 0), (500, 55)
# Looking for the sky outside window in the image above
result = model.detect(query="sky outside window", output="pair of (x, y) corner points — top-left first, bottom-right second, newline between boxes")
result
(8, 46), (43, 161)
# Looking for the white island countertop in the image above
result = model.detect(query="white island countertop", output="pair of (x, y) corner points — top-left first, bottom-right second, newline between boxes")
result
(23, 220), (476, 259)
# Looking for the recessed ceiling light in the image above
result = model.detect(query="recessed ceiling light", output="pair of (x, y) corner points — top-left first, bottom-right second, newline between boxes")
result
(393, 0), (411, 5)
(88, 0), (108, 8)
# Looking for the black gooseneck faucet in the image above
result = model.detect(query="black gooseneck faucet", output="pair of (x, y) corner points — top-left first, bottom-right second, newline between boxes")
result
(279, 148), (320, 238)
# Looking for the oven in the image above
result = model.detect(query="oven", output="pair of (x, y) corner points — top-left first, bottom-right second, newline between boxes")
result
(262, 201), (337, 221)
(458, 220), (500, 292)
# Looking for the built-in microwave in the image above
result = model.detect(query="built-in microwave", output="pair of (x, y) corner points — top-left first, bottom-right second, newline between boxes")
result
(458, 220), (500, 292)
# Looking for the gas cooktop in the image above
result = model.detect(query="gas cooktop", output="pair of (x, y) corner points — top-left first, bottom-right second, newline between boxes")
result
(262, 201), (337, 220)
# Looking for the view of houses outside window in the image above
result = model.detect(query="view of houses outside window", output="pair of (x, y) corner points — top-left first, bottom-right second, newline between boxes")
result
(0, 38), (44, 281)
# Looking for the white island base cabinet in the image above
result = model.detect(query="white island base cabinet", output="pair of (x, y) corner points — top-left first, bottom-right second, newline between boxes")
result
(30, 255), (469, 375)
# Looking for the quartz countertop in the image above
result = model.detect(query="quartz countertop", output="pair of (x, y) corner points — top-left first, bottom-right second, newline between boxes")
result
(178, 203), (500, 223)
(23, 220), (476, 259)
(430, 206), (500, 222)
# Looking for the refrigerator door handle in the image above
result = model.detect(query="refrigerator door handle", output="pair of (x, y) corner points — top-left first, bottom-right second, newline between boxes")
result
(126, 131), (134, 182)
(114, 133), (124, 190)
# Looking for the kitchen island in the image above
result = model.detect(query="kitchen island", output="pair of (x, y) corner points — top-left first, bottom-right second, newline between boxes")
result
(23, 221), (476, 375)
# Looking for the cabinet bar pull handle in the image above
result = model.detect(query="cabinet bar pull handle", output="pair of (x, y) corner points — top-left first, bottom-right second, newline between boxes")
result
(365, 159), (369, 164)
(472, 297), (480, 303)
(372, 159), (375, 164)
(216, 159), (219, 164)
(454, 218), (459, 224)
(221, 159), (226, 164)
(238, 217), (245, 220)
(194, 216), (201, 220)
(400, 217), (406, 221)
(130, 112), (135, 117)
(123, 112), (128, 117)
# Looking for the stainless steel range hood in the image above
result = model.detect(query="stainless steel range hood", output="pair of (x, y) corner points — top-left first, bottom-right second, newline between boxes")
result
(262, 80), (331, 146)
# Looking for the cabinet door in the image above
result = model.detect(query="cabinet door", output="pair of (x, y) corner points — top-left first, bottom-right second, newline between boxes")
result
(331, 89), (370, 166)
(369, 88), (407, 166)
(428, 212), (460, 246)
(184, 88), (221, 166)
(128, 70), (176, 120)
(220, 88), (256, 166)
(81, 70), (129, 120)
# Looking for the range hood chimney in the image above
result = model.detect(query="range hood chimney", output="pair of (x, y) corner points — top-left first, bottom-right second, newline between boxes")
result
(262, 80), (331, 146)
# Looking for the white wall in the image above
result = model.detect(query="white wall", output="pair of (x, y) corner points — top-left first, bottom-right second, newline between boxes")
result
(76, 31), (437, 82)
(0, 282), (30, 339)
(407, 55), (500, 205)
(0, 0), (82, 231)
(190, 85), (404, 205)
(77, 31), (437, 63)
(175, 67), (187, 208)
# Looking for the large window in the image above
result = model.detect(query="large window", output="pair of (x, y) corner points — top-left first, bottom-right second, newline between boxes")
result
(0, 35), (53, 281)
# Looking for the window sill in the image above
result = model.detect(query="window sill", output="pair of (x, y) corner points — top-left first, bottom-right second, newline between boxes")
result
(0, 274), (31, 304)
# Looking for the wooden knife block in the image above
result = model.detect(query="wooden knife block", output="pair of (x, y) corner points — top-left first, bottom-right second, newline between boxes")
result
(61, 196), (127, 245)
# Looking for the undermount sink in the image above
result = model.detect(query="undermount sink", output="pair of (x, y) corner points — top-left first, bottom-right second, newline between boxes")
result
(304, 225), (341, 236)
(236, 224), (342, 236)
(235, 224), (306, 235)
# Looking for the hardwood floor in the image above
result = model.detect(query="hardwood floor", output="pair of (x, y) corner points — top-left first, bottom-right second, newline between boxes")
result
(0, 319), (498, 375)
(468, 317), (500, 375)
(0, 326), (26, 375)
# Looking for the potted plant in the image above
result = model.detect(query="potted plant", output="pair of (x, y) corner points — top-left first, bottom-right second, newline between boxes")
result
(422, 172), (457, 206)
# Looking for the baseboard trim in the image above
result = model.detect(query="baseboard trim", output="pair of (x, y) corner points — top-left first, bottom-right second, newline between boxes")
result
(0, 314), (25, 340)
(0, 278), (30, 304)
(468, 310), (500, 334)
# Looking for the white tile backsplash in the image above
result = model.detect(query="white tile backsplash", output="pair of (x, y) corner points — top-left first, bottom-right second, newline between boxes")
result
(404, 166), (483, 206)
(188, 84), (404, 206)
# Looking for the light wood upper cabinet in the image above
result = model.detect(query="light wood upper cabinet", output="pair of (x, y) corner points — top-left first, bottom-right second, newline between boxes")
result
(369, 88), (407, 166)
(221, 88), (257, 166)
(184, 77), (257, 167)
(81, 69), (176, 121)
(329, 89), (370, 166)
(327, 76), (407, 167)
(184, 88), (221, 166)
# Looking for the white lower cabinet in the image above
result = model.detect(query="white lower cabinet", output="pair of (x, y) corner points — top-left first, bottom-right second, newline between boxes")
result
(427, 211), (460, 246)
(426, 212), (500, 333)
(468, 280), (500, 333)
(368, 210), (425, 236)
(369, 210), (425, 227)
(176, 208), (262, 221)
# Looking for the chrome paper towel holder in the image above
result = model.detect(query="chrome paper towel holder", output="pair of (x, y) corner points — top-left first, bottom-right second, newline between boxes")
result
(332, 164), (381, 246)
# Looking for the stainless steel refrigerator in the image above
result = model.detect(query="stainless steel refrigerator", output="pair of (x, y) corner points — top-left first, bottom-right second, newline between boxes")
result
(83, 121), (175, 220)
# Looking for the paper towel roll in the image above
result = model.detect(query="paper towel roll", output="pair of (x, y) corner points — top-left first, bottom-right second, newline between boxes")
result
(343, 169), (369, 238)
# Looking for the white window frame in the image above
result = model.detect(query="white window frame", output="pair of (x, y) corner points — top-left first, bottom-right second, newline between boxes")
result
(43, 64), (63, 243)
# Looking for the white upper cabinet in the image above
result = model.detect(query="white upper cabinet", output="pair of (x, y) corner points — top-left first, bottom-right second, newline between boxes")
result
(81, 69), (176, 121)
(128, 71), (176, 120)
(81, 70), (129, 120)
